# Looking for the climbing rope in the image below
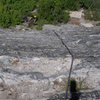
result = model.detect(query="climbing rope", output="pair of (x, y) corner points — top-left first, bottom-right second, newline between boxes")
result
(53, 30), (74, 100)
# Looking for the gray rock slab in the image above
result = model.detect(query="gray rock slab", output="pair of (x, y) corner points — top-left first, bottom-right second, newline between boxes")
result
(0, 24), (100, 99)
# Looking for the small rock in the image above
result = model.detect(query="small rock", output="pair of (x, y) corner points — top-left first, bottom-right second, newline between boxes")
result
(81, 23), (94, 27)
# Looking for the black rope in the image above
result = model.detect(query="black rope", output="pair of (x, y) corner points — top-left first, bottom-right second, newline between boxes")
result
(53, 31), (74, 100)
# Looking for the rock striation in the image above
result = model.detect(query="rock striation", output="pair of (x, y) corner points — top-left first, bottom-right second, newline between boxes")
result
(0, 24), (100, 99)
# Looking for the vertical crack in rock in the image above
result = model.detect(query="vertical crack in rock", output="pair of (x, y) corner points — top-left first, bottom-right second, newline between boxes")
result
(53, 30), (74, 99)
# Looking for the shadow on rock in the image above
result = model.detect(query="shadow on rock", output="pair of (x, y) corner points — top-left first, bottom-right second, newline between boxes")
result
(70, 79), (80, 100)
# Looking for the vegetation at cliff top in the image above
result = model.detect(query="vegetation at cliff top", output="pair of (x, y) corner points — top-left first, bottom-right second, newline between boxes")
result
(84, 0), (100, 21)
(0, 0), (36, 28)
(0, 0), (99, 28)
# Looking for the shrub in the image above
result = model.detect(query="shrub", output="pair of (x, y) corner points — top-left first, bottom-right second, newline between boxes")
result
(0, 10), (11, 28)
(79, 0), (93, 9)
(37, 0), (69, 26)
(0, 0), (36, 28)
(63, 0), (94, 10)
(36, 19), (49, 30)
(65, 0), (79, 10)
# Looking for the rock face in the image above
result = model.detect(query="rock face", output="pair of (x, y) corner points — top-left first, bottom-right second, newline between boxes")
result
(0, 24), (100, 100)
